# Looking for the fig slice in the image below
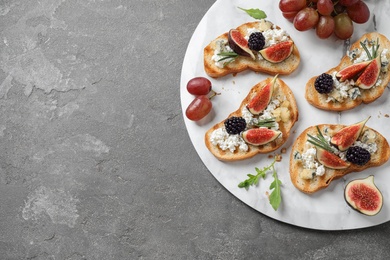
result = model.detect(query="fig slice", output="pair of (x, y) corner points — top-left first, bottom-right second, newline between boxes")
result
(246, 75), (277, 115)
(242, 128), (281, 146)
(228, 29), (256, 60)
(330, 117), (370, 151)
(355, 54), (381, 89)
(336, 60), (371, 82)
(344, 175), (383, 216)
(259, 41), (294, 63)
(316, 147), (351, 169)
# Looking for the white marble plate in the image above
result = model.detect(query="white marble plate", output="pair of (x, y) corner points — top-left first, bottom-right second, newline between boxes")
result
(180, 0), (390, 230)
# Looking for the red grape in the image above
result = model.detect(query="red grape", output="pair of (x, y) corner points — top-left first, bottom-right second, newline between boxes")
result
(347, 1), (370, 24)
(316, 16), (335, 39)
(293, 7), (319, 31)
(317, 0), (334, 16)
(185, 95), (212, 121)
(279, 0), (306, 12)
(339, 0), (359, 6)
(187, 77), (212, 95)
(334, 13), (354, 40)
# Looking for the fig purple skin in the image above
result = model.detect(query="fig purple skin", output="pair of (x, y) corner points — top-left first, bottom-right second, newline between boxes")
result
(228, 29), (255, 60)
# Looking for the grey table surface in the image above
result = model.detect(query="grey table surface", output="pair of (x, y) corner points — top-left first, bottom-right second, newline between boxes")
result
(1, 0), (390, 259)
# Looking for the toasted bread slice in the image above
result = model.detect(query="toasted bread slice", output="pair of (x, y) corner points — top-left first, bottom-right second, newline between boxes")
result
(205, 77), (298, 161)
(290, 124), (390, 194)
(305, 32), (390, 111)
(204, 20), (300, 78)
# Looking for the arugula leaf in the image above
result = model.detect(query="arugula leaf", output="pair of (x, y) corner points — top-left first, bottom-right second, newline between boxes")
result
(238, 168), (266, 188)
(238, 7), (267, 19)
(269, 166), (282, 211)
(238, 159), (276, 188)
(238, 157), (282, 211)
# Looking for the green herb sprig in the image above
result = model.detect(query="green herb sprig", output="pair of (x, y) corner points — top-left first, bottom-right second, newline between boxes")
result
(238, 157), (282, 211)
(255, 118), (276, 128)
(238, 7), (267, 20)
(217, 51), (239, 63)
(360, 38), (380, 60)
(307, 126), (333, 152)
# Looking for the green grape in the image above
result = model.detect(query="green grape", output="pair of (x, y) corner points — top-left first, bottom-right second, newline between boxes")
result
(334, 13), (354, 40)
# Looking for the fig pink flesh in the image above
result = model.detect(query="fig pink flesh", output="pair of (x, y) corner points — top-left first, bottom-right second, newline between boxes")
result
(243, 128), (280, 145)
(317, 149), (350, 169)
(228, 29), (255, 59)
(356, 55), (381, 89)
(247, 83), (273, 115)
(348, 184), (381, 211)
(260, 41), (293, 63)
(336, 61), (371, 82)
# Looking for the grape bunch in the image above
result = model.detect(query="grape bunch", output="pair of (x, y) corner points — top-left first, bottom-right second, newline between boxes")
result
(279, 0), (371, 40)
(185, 77), (219, 121)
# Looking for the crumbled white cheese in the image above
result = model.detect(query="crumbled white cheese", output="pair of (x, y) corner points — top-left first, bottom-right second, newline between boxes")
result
(247, 26), (289, 47)
(326, 71), (360, 102)
(299, 148), (326, 177)
(212, 25), (290, 67)
(210, 128), (248, 153)
(241, 106), (254, 125)
(211, 40), (234, 68)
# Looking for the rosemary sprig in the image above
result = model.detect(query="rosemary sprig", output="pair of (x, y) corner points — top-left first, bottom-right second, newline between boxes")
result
(307, 126), (333, 152)
(217, 51), (239, 62)
(360, 38), (380, 60)
(255, 117), (276, 128)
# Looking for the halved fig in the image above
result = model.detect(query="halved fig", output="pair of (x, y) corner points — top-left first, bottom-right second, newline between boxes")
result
(246, 75), (277, 115)
(355, 54), (381, 89)
(330, 117), (370, 151)
(344, 175), (383, 216)
(316, 148), (351, 169)
(336, 60), (371, 82)
(242, 128), (281, 146)
(228, 29), (256, 60)
(259, 41), (294, 63)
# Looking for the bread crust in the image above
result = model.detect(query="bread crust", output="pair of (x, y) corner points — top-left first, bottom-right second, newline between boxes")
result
(305, 32), (390, 111)
(204, 20), (300, 78)
(290, 124), (390, 194)
(205, 77), (299, 161)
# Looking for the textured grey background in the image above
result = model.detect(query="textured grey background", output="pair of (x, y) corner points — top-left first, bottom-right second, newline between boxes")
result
(0, 0), (389, 259)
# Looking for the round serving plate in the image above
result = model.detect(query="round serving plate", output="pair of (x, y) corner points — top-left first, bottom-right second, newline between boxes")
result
(180, 0), (390, 230)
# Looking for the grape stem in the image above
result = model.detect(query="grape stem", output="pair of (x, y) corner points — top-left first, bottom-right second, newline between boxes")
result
(208, 90), (220, 99)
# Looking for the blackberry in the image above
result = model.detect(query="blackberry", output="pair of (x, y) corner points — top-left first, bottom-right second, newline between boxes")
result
(224, 116), (246, 135)
(314, 73), (334, 94)
(248, 32), (265, 51)
(346, 146), (371, 166)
